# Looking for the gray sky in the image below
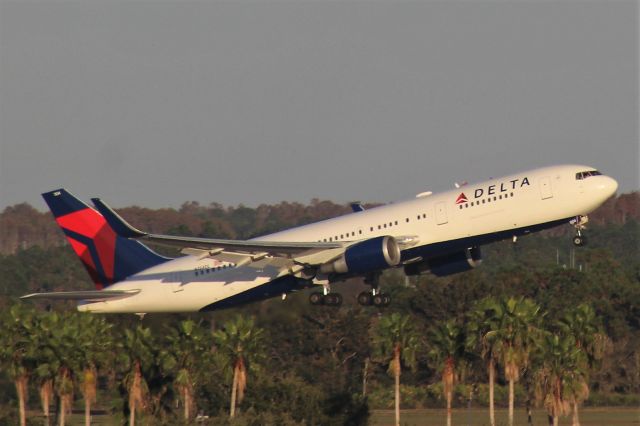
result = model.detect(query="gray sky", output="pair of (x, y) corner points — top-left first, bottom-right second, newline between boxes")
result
(1, 0), (637, 212)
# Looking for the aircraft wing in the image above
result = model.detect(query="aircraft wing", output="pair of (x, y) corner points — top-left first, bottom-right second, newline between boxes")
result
(91, 198), (349, 266)
(91, 198), (419, 274)
(21, 289), (140, 302)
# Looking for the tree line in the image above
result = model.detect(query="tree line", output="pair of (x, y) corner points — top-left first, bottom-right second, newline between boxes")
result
(0, 194), (638, 425)
(1, 304), (280, 425)
(0, 192), (637, 254)
(0, 292), (624, 426)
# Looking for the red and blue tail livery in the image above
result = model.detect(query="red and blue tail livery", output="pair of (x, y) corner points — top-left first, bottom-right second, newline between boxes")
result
(42, 189), (169, 289)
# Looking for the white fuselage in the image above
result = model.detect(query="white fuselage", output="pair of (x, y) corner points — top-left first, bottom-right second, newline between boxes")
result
(78, 164), (617, 313)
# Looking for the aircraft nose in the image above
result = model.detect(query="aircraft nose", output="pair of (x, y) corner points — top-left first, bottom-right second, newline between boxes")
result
(594, 175), (618, 198)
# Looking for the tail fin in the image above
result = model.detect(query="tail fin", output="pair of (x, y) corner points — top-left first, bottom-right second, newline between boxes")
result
(42, 189), (170, 289)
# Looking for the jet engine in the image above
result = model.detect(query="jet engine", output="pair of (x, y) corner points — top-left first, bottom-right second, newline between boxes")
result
(404, 246), (482, 277)
(320, 236), (401, 274)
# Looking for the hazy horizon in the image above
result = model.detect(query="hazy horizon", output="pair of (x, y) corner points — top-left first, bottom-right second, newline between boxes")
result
(1, 1), (637, 211)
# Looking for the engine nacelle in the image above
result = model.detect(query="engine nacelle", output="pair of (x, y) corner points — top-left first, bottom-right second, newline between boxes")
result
(404, 246), (482, 277)
(320, 236), (401, 275)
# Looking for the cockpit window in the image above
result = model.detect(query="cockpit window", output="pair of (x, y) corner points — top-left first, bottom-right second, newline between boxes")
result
(575, 170), (602, 180)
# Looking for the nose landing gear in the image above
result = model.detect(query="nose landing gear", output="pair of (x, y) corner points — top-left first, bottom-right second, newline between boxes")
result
(570, 215), (589, 247)
(573, 232), (587, 247)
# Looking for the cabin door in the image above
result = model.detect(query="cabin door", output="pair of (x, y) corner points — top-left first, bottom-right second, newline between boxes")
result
(435, 202), (448, 225)
(539, 176), (553, 200)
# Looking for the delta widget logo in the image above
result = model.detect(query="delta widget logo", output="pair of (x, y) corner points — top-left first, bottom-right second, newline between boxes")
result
(455, 193), (468, 204)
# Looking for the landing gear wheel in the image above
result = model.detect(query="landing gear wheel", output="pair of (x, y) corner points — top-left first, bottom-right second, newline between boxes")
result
(357, 292), (372, 306)
(570, 216), (588, 247)
(573, 235), (587, 247)
(382, 294), (391, 306)
(371, 293), (391, 307)
(324, 293), (343, 307)
(372, 294), (385, 307)
(309, 292), (324, 305)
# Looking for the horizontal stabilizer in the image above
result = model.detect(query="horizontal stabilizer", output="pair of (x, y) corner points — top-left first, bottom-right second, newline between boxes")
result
(21, 289), (140, 302)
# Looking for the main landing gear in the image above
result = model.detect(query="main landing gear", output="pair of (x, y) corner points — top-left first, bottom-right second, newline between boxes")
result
(357, 272), (391, 307)
(309, 291), (343, 307)
(307, 271), (392, 308)
(357, 290), (391, 307)
(570, 215), (589, 247)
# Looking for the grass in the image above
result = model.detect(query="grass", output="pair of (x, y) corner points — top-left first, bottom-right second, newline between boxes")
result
(370, 407), (640, 426)
(19, 406), (640, 425)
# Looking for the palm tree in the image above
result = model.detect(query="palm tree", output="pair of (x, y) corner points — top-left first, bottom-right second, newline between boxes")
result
(534, 333), (586, 426)
(213, 315), (265, 418)
(45, 311), (84, 426)
(160, 319), (212, 422)
(427, 319), (466, 426)
(473, 296), (542, 426)
(371, 312), (420, 426)
(121, 325), (156, 426)
(0, 304), (38, 426)
(466, 297), (501, 426)
(556, 304), (606, 426)
(37, 373), (54, 424)
(34, 310), (62, 425)
(75, 313), (114, 426)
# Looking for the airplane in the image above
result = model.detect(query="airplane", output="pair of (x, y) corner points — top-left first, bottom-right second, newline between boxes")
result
(21, 164), (618, 314)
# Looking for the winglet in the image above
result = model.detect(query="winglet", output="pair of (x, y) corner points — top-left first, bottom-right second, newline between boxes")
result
(350, 202), (365, 212)
(91, 198), (147, 239)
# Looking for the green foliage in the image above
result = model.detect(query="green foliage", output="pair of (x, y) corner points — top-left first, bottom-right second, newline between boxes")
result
(368, 384), (429, 409)
(0, 246), (89, 297)
(427, 319), (467, 368)
(479, 296), (543, 382)
(0, 195), (638, 421)
(533, 332), (588, 418)
(212, 315), (266, 377)
(372, 312), (420, 373)
(159, 319), (215, 420)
